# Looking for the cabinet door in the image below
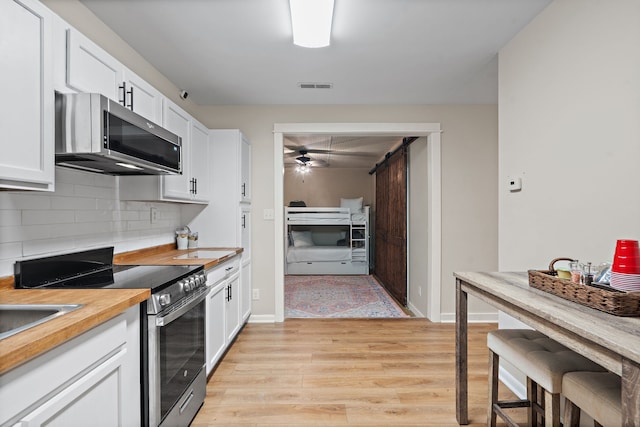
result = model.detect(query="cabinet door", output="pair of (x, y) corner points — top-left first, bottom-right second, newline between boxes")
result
(240, 206), (251, 262)
(18, 349), (126, 427)
(162, 100), (192, 199)
(206, 284), (227, 376)
(123, 69), (163, 123)
(0, 0), (54, 191)
(225, 274), (241, 342)
(241, 262), (252, 323)
(66, 28), (122, 101)
(190, 120), (210, 202)
(240, 135), (251, 202)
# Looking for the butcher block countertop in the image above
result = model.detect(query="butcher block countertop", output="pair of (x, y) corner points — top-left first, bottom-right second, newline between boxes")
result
(113, 243), (243, 269)
(0, 244), (241, 374)
(0, 276), (149, 375)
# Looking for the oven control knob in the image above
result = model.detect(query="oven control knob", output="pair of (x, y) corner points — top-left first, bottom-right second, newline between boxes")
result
(159, 294), (171, 306)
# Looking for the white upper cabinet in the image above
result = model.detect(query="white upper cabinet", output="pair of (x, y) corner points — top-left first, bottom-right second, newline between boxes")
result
(190, 120), (211, 202)
(240, 135), (251, 203)
(161, 100), (192, 200)
(0, 0), (55, 191)
(66, 28), (163, 123)
(120, 100), (210, 204)
(122, 70), (163, 123)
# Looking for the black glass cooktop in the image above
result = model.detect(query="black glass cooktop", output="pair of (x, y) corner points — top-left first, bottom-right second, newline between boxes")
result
(14, 247), (201, 292)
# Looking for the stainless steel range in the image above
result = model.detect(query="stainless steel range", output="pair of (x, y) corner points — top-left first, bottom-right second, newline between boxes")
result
(14, 247), (207, 427)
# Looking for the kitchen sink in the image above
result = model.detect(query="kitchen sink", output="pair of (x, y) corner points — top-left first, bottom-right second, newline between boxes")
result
(0, 304), (83, 340)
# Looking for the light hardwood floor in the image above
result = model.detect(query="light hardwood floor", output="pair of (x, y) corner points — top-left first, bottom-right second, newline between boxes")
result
(192, 319), (525, 426)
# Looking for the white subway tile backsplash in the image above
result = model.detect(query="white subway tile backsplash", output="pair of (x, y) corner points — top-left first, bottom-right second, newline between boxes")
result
(22, 237), (77, 257)
(0, 173), (184, 277)
(22, 210), (75, 225)
(0, 242), (22, 260)
(51, 197), (96, 210)
(75, 209), (112, 223)
(0, 210), (21, 226)
(74, 184), (115, 199)
(0, 193), (51, 210)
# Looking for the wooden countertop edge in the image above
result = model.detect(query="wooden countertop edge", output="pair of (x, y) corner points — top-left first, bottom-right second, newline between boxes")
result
(114, 246), (243, 269)
(0, 288), (149, 375)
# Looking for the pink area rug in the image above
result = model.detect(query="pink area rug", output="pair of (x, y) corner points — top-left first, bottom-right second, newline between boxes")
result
(285, 275), (409, 318)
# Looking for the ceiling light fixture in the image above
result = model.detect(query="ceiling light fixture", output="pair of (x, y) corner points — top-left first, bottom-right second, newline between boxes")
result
(289, 0), (335, 48)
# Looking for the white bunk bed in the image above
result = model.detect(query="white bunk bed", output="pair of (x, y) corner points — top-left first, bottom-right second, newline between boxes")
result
(285, 206), (369, 275)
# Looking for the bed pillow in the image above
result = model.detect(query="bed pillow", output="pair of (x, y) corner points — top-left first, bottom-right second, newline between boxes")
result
(340, 197), (363, 213)
(290, 230), (314, 247)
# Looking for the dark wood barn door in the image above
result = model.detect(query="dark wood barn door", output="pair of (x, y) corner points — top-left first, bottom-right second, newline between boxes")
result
(374, 146), (407, 305)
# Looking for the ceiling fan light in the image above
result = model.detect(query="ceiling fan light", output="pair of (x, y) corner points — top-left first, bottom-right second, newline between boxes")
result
(289, 0), (334, 48)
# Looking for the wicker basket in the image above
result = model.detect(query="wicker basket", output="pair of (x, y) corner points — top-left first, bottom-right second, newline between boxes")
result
(528, 258), (640, 317)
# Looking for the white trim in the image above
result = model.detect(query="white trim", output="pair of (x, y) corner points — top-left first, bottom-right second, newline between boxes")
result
(499, 366), (526, 399)
(248, 314), (277, 323)
(274, 123), (442, 323)
(407, 301), (425, 318)
(440, 312), (499, 323)
(427, 132), (442, 322)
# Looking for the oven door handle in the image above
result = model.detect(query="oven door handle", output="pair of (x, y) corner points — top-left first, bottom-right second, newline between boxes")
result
(156, 289), (207, 327)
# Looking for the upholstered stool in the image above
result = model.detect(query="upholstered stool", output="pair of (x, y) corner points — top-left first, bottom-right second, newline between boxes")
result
(487, 329), (606, 427)
(562, 371), (621, 427)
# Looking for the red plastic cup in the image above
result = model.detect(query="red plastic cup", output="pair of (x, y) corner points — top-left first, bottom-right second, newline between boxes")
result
(615, 239), (640, 257)
(612, 240), (640, 273)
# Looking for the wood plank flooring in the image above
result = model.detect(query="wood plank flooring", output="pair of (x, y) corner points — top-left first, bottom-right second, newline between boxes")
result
(192, 319), (525, 426)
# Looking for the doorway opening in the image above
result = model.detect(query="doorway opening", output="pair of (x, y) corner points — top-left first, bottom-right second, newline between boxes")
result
(274, 123), (442, 322)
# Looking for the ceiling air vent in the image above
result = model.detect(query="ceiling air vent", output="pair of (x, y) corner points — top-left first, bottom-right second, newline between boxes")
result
(298, 82), (333, 89)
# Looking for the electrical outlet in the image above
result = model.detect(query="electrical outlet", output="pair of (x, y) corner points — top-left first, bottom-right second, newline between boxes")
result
(418, 286), (422, 297)
(252, 289), (260, 300)
(150, 207), (158, 224)
(263, 208), (274, 220)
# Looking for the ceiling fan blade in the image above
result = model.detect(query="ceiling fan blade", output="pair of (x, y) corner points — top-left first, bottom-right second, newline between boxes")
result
(304, 149), (379, 158)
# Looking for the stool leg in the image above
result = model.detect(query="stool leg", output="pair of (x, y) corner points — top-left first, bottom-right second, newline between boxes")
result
(544, 391), (560, 427)
(563, 398), (580, 427)
(528, 378), (542, 426)
(488, 349), (499, 427)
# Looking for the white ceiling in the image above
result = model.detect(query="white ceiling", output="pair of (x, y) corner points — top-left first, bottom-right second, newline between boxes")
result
(80, 0), (551, 106)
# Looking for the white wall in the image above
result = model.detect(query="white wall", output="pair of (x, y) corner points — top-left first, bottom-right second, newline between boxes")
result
(408, 138), (429, 317)
(499, 0), (640, 273)
(498, 0), (640, 405)
(0, 168), (183, 276)
(284, 167), (374, 208)
(197, 104), (499, 320)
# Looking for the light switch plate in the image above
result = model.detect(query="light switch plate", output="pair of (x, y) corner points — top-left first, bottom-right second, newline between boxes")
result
(263, 208), (274, 220)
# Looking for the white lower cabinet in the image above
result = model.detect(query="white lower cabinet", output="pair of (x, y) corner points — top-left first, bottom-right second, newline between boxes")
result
(0, 306), (141, 427)
(241, 261), (252, 323)
(205, 257), (246, 376)
(205, 282), (226, 376)
(225, 272), (241, 343)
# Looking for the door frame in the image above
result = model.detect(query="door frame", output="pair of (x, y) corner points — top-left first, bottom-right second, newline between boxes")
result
(273, 123), (442, 322)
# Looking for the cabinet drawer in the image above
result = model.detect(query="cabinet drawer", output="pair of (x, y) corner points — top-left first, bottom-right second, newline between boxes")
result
(0, 314), (127, 425)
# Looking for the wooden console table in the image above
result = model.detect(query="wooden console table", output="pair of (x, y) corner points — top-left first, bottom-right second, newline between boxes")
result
(454, 271), (640, 425)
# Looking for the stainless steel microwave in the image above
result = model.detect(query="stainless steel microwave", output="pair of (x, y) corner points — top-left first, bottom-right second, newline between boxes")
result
(55, 92), (182, 175)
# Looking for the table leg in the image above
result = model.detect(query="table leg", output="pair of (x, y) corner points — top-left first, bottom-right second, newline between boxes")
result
(456, 278), (469, 425)
(622, 358), (640, 426)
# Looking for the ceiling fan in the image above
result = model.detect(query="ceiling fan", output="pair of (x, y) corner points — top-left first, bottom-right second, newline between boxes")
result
(295, 150), (311, 165)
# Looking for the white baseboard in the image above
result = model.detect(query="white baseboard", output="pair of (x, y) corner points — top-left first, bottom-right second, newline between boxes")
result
(499, 366), (526, 399)
(440, 312), (499, 323)
(407, 301), (424, 318)
(248, 314), (276, 323)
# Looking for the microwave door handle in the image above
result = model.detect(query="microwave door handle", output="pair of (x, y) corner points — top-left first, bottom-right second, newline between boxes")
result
(155, 290), (206, 327)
